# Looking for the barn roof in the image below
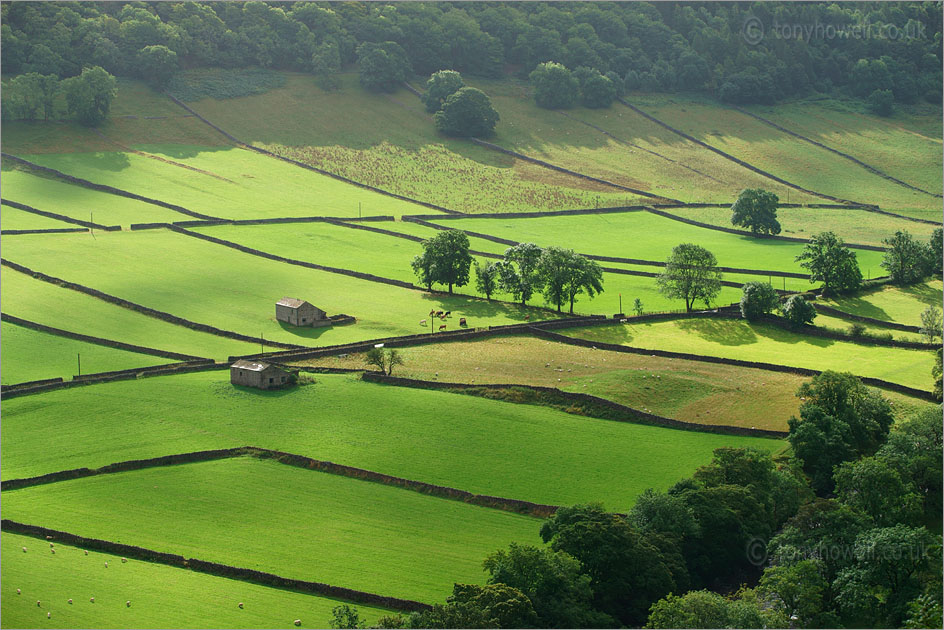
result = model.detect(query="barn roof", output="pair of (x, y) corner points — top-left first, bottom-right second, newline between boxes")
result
(276, 297), (309, 309)
(231, 359), (273, 372)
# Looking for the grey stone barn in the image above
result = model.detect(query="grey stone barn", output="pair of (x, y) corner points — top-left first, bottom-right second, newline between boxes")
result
(275, 297), (330, 327)
(230, 360), (291, 390)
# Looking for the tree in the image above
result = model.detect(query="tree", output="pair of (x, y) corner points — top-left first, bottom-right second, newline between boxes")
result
(795, 232), (862, 295)
(882, 231), (928, 285)
(330, 604), (364, 629)
(919, 305), (942, 342)
(483, 543), (613, 628)
(758, 561), (831, 629)
(656, 243), (722, 312)
(311, 40), (341, 91)
(538, 248), (603, 313)
(499, 243), (544, 305)
(356, 41), (411, 92)
(412, 230), (473, 294)
(867, 88), (895, 116)
(633, 298), (644, 316)
(434, 87), (499, 137)
(876, 406), (944, 522)
(730, 189), (781, 235)
(646, 589), (769, 629)
(474, 261), (500, 301)
(60, 65), (117, 127)
(925, 228), (942, 276)
(933, 348), (942, 401)
(833, 456), (922, 526)
(579, 70), (617, 108)
(448, 584), (538, 629)
(364, 348), (403, 375)
(422, 69), (464, 113)
(780, 294), (817, 326)
(136, 44), (178, 89)
(529, 61), (579, 109)
(739, 281), (779, 321)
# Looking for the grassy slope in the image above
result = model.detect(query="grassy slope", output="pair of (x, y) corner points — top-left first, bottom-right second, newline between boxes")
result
(1, 266), (260, 361)
(745, 98), (943, 196)
(0, 170), (187, 226)
(425, 212), (886, 274)
(471, 78), (819, 205)
(0, 371), (781, 509)
(185, 72), (646, 213)
(301, 335), (934, 431)
(0, 321), (169, 385)
(655, 206), (938, 249)
(3, 457), (542, 603)
(0, 230), (559, 347)
(1, 532), (391, 630)
(636, 93), (939, 212)
(814, 312), (928, 344)
(1, 205), (78, 231)
(562, 319), (934, 389)
(819, 280), (944, 327)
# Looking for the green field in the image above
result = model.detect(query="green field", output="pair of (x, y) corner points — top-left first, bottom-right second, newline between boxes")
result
(636, 93), (940, 213)
(423, 211), (886, 275)
(562, 318), (935, 390)
(656, 205), (939, 249)
(1, 266), (259, 365)
(1, 204), (79, 231)
(0, 229), (560, 347)
(1, 532), (392, 630)
(0, 322), (169, 385)
(819, 280), (944, 327)
(2, 457), (542, 603)
(0, 371), (781, 508)
(302, 334), (934, 431)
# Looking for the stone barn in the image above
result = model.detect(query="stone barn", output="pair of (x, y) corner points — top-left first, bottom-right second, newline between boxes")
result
(230, 360), (292, 390)
(275, 297), (330, 327)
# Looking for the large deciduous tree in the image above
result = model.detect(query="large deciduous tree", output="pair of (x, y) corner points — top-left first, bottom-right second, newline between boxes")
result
(731, 188), (781, 235)
(356, 41), (410, 92)
(538, 247), (604, 313)
(529, 61), (579, 109)
(422, 69), (464, 113)
(780, 294), (817, 327)
(60, 65), (117, 126)
(796, 232), (862, 295)
(657, 243), (722, 312)
(434, 86), (499, 137)
(739, 281), (779, 321)
(136, 44), (178, 89)
(474, 261), (500, 301)
(881, 230), (928, 285)
(926, 228), (942, 276)
(498, 243), (544, 305)
(411, 229), (473, 294)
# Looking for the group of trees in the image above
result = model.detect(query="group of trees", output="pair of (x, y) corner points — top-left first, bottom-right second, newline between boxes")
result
(421, 70), (500, 137)
(335, 373), (941, 629)
(528, 61), (620, 109)
(2, 65), (118, 126)
(4, 2), (940, 115)
(411, 231), (603, 314)
(881, 228), (943, 286)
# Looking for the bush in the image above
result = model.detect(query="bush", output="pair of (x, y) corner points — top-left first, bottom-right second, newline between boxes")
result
(740, 281), (779, 321)
(166, 68), (286, 101)
(781, 295), (817, 326)
(849, 323), (867, 338)
(529, 61), (579, 109)
(867, 89), (894, 116)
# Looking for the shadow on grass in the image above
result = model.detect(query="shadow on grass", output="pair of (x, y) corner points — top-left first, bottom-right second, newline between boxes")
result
(828, 295), (892, 321)
(676, 319), (758, 346)
(753, 322), (835, 348)
(275, 320), (336, 341)
(900, 282), (944, 307)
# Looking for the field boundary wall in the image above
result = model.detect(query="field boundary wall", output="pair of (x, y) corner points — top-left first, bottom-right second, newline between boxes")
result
(2, 199), (121, 231)
(813, 304), (923, 333)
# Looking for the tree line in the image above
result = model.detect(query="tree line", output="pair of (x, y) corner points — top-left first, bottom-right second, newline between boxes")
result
(3, 2), (940, 116)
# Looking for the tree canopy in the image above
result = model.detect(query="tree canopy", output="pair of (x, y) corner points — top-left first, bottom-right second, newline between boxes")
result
(796, 232), (862, 295)
(411, 229), (473, 294)
(60, 65), (117, 127)
(434, 87), (500, 137)
(657, 243), (723, 312)
(422, 69), (465, 113)
(730, 189), (781, 235)
(529, 61), (579, 109)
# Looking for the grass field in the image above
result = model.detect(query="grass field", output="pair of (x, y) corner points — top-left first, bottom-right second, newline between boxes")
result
(656, 205), (939, 249)
(2, 457), (542, 603)
(424, 211), (886, 275)
(0, 266), (260, 363)
(819, 280), (944, 327)
(0, 229), (560, 347)
(562, 318), (935, 390)
(813, 312), (928, 344)
(1, 170), (187, 226)
(1, 532), (392, 629)
(1, 205), (79, 231)
(301, 334), (934, 431)
(0, 371), (782, 509)
(635, 93), (940, 213)
(0, 321), (169, 385)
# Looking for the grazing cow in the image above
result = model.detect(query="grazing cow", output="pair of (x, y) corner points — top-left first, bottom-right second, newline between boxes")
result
(420, 319), (427, 326)
(444, 311), (451, 317)
(439, 324), (447, 331)
(435, 310), (444, 317)
(459, 317), (467, 326)
(429, 309), (435, 317)
(524, 315), (531, 321)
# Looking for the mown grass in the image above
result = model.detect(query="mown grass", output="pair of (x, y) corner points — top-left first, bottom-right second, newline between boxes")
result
(562, 318), (935, 390)
(424, 212), (886, 275)
(0, 230), (559, 347)
(2, 457), (542, 604)
(655, 205), (939, 249)
(1, 532), (392, 629)
(0, 321), (169, 385)
(0, 371), (782, 509)
(1, 205), (78, 231)
(745, 98), (943, 196)
(470, 77), (819, 205)
(635, 92), (940, 212)
(813, 312), (928, 344)
(0, 170), (186, 226)
(1, 266), (260, 362)
(819, 280), (944, 327)
(303, 335), (933, 431)
(21, 146), (432, 221)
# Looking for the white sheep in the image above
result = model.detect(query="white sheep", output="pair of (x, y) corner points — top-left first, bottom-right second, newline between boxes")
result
(84, 550), (89, 556)
(51, 549), (55, 555)
(126, 601), (131, 608)
(50, 542), (54, 548)
(48, 612), (51, 619)
(16, 589), (20, 595)
(121, 558), (127, 563)
(90, 597), (95, 603)
(294, 620), (301, 626)
(22, 547), (26, 553)
(68, 599), (72, 605)
(238, 603), (244, 609)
